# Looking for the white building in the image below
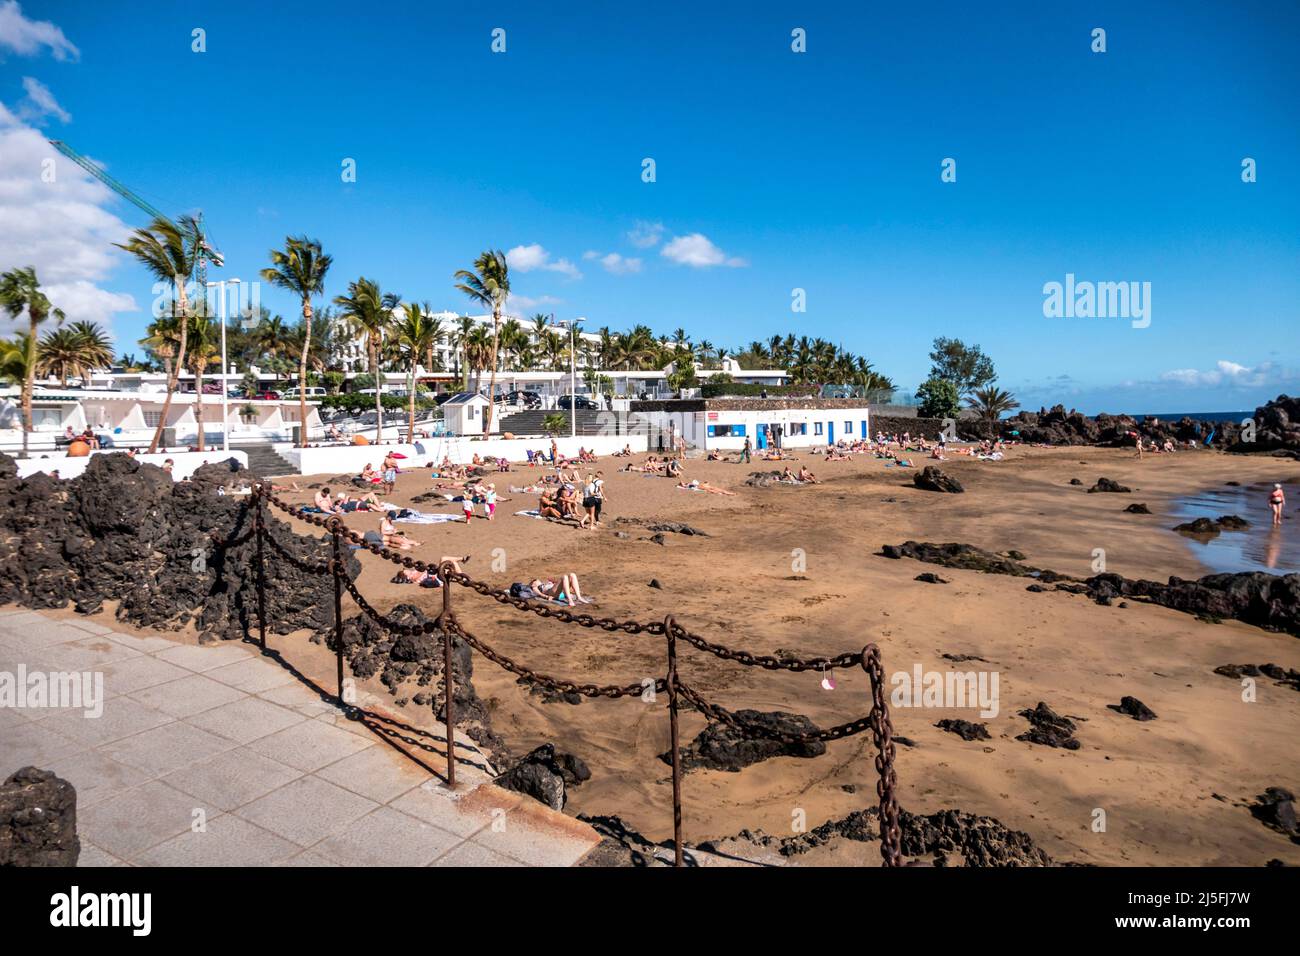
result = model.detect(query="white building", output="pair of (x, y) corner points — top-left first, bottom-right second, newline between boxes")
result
(440, 392), (492, 436)
(630, 397), (872, 453)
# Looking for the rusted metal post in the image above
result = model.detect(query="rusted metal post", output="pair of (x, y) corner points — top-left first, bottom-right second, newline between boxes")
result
(330, 519), (346, 707)
(440, 561), (456, 789)
(665, 615), (684, 867)
(253, 484), (268, 654)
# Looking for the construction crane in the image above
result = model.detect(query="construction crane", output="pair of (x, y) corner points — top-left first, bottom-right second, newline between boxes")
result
(48, 139), (223, 299)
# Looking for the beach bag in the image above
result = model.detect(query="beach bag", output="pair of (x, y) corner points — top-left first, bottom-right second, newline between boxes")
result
(509, 582), (536, 600)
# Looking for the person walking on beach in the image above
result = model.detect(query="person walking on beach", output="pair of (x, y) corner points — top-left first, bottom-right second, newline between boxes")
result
(740, 436), (751, 463)
(1269, 483), (1286, 526)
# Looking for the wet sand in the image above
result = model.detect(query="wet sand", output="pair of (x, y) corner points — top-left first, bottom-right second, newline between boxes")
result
(59, 444), (1300, 865)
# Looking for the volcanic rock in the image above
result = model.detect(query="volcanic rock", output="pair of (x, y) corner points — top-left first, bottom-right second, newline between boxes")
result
(1016, 702), (1080, 750)
(1088, 478), (1131, 493)
(913, 466), (964, 493)
(914, 572), (949, 584)
(1124, 503), (1152, 514)
(1249, 787), (1298, 836)
(1213, 663), (1300, 691)
(935, 719), (991, 741)
(662, 710), (826, 772)
(494, 743), (590, 810)
(1109, 696), (1157, 721)
(0, 767), (80, 866)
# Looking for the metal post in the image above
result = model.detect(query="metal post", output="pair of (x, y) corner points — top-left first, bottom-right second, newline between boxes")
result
(665, 615), (684, 867)
(331, 520), (346, 707)
(441, 562), (456, 789)
(253, 485), (268, 654)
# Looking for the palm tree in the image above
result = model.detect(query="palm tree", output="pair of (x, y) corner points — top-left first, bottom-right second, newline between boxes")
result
(261, 236), (332, 447)
(453, 250), (510, 434)
(393, 302), (438, 442)
(67, 321), (114, 385)
(333, 278), (399, 442)
(451, 316), (475, 390)
(36, 328), (83, 387)
(114, 216), (200, 452)
(186, 314), (221, 451)
(966, 386), (1019, 438)
(0, 334), (30, 388)
(0, 267), (66, 457)
(464, 325), (493, 392)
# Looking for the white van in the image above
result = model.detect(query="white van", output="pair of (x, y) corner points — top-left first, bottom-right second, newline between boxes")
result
(282, 386), (327, 400)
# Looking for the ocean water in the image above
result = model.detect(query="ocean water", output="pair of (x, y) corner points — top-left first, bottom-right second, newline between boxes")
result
(1134, 411), (1253, 423)
(1168, 481), (1299, 574)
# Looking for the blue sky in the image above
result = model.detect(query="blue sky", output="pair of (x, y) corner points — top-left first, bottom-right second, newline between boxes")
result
(2, 0), (1298, 413)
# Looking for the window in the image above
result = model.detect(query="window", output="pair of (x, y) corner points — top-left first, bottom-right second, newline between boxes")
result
(706, 424), (746, 438)
(845, 421), (853, 434)
(467, 405), (476, 419)
(814, 422), (824, 436)
(144, 411), (162, 427)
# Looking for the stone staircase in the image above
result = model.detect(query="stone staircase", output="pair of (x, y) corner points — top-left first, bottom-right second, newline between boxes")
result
(495, 408), (612, 437)
(237, 441), (298, 478)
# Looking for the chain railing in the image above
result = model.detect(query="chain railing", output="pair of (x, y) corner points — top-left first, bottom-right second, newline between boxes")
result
(250, 483), (902, 867)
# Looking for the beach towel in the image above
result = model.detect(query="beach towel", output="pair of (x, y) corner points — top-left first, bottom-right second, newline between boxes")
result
(393, 511), (463, 525)
(514, 509), (546, 519)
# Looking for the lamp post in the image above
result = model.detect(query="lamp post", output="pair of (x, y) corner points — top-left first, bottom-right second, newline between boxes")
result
(554, 316), (583, 439)
(206, 277), (241, 453)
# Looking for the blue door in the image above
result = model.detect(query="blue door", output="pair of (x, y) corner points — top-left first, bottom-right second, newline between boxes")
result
(827, 421), (834, 444)
(756, 425), (768, 450)
(861, 420), (868, 439)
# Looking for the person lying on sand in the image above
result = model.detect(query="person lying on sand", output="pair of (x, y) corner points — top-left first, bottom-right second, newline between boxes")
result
(391, 555), (470, 587)
(796, 466), (819, 484)
(380, 513), (420, 550)
(530, 573), (592, 607)
(336, 491), (382, 513)
(825, 449), (850, 461)
(677, 479), (737, 496)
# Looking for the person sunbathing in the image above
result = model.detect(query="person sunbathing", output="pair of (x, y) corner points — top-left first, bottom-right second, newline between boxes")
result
(392, 556), (469, 587)
(677, 479), (737, 496)
(537, 490), (564, 520)
(557, 483), (578, 517)
(664, 458), (682, 478)
(336, 491), (382, 513)
(313, 488), (340, 513)
(354, 463), (380, 487)
(530, 573), (591, 606)
(796, 467), (819, 484)
(380, 513), (421, 550)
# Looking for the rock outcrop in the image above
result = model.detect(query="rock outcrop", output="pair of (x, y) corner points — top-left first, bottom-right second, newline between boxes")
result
(661, 710), (826, 772)
(0, 767), (80, 866)
(912, 466), (964, 493)
(494, 743), (591, 810)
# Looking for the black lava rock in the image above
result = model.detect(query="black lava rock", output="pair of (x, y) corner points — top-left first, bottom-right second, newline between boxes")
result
(1016, 702), (1081, 750)
(1109, 696), (1157, 721)
(913, 466), (964, 493)
(1088, 478), (1132, 493)
(936, 719), (991, 741)
(662, 710), (826, 772)
(0, 767), (80, 866)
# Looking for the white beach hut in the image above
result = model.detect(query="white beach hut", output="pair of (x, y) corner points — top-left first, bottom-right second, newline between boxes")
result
(441, 392), (492, 436)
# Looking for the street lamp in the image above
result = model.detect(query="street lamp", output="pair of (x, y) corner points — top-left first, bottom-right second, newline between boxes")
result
(206, 277), (241, 453)
(554, 316), (583, 439)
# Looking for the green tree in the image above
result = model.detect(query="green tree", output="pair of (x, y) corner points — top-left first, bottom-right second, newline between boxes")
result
(453, 250), (510, 434)
(928, 337), (996, 397)
(261, 236), (332, 446)
(393, 302), (439, 442)
(965, 386), (1019, 438)
(114, 216), (201, 452)
(333, 278), (400, 442)
(916, 377), (961, 419)
(542, 412), (568, 436)
(0, 267), (66, 456)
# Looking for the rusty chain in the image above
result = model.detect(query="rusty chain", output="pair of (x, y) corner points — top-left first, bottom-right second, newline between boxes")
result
(252, 487), (902, 865)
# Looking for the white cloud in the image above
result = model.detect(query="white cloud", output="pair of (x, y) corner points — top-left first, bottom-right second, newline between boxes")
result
(507, 292), (562, 311)
(627, 221), (664, 249)
(18, 76), (69, 123)
(505, 243), (581, 279)
(0, 1), (79, 62)
(660, 232), (747, 268)
(583, 250), (642, 274)
(0, 118), (138, 339)
(1160, 360), (1281, 389)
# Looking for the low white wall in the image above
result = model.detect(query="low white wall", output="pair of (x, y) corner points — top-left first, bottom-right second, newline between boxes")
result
(286, 433), (647, 476)
(14, 450), (249, 482)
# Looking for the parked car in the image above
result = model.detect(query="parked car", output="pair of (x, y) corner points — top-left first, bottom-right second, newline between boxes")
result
(252, 390), (281, 401)
(282, 386), (327, 400)
(501, 389), (543, 409)
(556, 394), (599, 411)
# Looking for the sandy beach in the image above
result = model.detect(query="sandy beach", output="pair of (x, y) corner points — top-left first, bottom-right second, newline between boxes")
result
(55, 443), (1299, 867)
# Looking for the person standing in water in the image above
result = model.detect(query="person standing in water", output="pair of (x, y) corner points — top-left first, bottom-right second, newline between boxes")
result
(1269, 483), (1286, 526)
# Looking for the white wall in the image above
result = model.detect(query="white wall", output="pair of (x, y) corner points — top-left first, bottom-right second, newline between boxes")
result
(635, 407), (872, 451)
(285, 433), (646, 476)
(14, 450), (250, 482)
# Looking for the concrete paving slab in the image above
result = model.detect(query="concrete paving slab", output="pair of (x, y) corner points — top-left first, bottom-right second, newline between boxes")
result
(101, 720), (238, 776)
(203, 655), (297, 694)
(247, 717), (374, 773)
(234, 775), (379, 847)
(184, 695), (306, 744)
(162, 747), (303, 812)
(80, 780), (214, 860)
(312, 806), (461, 867)
(45, 695), (172, 747)
(42, 748), (154, 810)
(390, 781), (523, 839)
(314, 744), (433, 804)
(155, 642), (253, 673)
(98, 655), (193, 698)
(128, 672), (247, 719)
(135, 813), (301, 867)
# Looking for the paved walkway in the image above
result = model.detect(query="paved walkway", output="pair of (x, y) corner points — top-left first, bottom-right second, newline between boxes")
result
(0, 609), (602, 866)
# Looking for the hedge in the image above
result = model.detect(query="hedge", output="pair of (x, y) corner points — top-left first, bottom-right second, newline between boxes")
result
(700, 382), (820, 399)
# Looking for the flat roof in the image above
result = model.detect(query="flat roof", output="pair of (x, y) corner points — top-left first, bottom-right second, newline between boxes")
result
(630, 397), (873, 412)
